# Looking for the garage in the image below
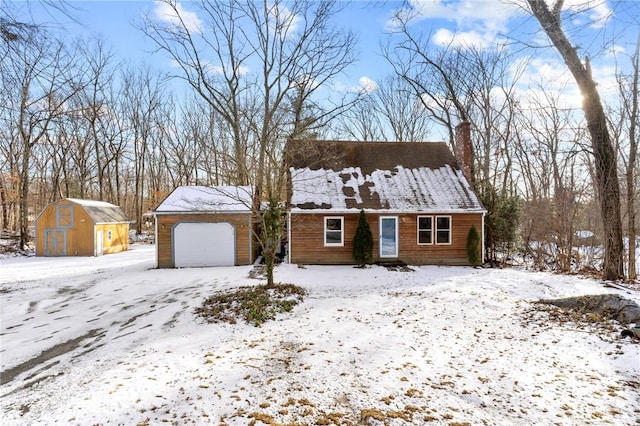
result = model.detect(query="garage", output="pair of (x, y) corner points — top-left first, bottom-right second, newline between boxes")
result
(173, 222), (235, 267)
(154, 185), (255, 268)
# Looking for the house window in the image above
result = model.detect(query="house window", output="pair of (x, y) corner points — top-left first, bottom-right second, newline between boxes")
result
(107, 230), (113, 242)
(417, 216), (433, 244)
(436, 216), (451, 244)
(324, 217), (344, 246)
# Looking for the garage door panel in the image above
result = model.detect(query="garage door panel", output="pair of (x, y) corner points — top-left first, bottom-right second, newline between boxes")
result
(174, 222), (235, 267)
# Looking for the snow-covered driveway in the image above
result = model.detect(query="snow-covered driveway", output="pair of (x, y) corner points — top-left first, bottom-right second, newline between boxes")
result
(1, 245), (639, 425)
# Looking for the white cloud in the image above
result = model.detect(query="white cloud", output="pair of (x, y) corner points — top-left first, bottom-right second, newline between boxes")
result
(409, 0), (518, 24)
(433, 28), (496, 49)
(564, 0), (612, 29)
(387, 0), (521, 49)
(266, 2), (301, 37)
(358, 76), (378, 93)
(330, 76), (378, 94)
(154, 0), (203, 34)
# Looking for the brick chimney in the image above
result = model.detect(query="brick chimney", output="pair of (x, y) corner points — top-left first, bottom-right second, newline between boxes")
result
(455, 121), (473, 183)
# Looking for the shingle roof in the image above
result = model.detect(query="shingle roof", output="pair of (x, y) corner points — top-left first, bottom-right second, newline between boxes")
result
(286, 140), (484, 213)
(155, 186), (253, 213)
(66, 198), (129, 223)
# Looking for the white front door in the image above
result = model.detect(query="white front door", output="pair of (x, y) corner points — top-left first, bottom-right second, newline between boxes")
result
(379, 216), (398, 258)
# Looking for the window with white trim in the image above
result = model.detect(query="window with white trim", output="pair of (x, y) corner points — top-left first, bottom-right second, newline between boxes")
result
(417, 216), (433, 244)
(324, 217), (344, 246)
(436, 216), (451, 244)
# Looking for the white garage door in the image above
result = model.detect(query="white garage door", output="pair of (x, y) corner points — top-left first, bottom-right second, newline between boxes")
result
(174, 222), (235, 267)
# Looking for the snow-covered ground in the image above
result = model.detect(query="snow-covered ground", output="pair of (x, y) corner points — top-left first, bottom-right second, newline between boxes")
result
(1, 245), (639, 425)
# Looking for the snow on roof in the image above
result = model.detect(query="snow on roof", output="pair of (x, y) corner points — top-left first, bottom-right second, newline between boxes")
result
(286, 140), (484, 213)
(290, 164), (484, 212)
(155, 186), (253, 213)
(66, 198), (119, 208)
(65, 198), (129, 223)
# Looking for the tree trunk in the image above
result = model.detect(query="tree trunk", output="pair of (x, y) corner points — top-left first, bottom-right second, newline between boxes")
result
(527, 0), (624, 280)
(626, 37), (639, 280)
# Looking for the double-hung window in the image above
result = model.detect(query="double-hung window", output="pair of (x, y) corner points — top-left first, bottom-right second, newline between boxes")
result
(324, 217), (344, 246)
(417, 216), (433, 244)
(436, 216), (451, 244)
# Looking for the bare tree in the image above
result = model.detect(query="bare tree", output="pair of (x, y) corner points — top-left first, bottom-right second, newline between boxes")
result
(119, 66), (165, 235)
(0, 26), (86, 249)
(609, 35), (639, 279)
(142, 0), (358, 284)
(526, 0), (624, 280)
(514, 83), (591, 271)
(383, 25), (472, 150)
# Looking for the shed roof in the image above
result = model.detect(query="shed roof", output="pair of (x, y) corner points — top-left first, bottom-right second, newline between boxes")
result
(65, 198), (129, 223)
(155, 186), (253, 213)
(286, 140), (484, 213)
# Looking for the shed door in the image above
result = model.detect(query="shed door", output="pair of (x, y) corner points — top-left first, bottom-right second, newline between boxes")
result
(96, 231), (103, 256)
(173, 222), (235, 267)
(44, 228), (67, 256)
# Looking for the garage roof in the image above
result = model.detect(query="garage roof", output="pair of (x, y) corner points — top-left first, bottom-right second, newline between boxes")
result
(155, 186), (253, 213)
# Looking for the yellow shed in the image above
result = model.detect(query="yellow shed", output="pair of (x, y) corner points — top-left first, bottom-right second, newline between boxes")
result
(35, 198), (130, 256)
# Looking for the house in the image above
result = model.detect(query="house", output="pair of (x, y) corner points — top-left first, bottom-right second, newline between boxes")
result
(285, 124), (485, 266)
(35, 198), (129, 256)
(154, 185), (255, 268)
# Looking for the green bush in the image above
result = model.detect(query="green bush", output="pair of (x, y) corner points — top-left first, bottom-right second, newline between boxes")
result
(352, 209), (373, 267)
(466, 225), (481, 266)
(195, 283), (306, 327)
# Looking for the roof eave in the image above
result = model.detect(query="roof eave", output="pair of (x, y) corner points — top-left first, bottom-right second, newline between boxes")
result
(289, 208), (487, 214)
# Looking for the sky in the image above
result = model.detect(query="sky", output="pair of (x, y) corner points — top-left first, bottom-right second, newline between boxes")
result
(1, 243), (639, 424)
(7, 0), (640, 114)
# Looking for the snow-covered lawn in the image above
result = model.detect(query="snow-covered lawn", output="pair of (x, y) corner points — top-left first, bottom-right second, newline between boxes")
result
(1, 245), (639, 425)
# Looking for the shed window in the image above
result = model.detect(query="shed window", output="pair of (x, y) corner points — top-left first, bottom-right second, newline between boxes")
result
(417, 216), (433, 244)
(324, 217), (344, 246)
(436, 216), (451, 244)
(107, 230), (113, 241)
(55, 205), (74, 228)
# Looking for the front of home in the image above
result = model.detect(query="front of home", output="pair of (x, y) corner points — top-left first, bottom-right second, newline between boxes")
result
(285, 127), (485, 266)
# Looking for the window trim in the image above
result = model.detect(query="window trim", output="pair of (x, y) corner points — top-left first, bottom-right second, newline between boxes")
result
(324, 216), (344, 247)
(55, 205), (74, 228)
(417, 215), (433, 245)
(107, 229), (113, 242)
(435, 215), (452, 245)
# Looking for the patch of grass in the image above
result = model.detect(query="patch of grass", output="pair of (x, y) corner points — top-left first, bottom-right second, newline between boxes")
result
(195, 283), (306, 327)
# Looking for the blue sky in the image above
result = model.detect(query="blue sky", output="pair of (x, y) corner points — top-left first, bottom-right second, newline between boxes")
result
(10, 0), (640, 109)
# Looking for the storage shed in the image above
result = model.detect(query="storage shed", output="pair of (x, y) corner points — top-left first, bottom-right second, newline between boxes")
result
(35, 198), (130, 256)
(154, 186), (255, 268)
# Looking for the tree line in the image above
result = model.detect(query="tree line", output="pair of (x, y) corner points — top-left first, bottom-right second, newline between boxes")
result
(1, 0), (638, 280)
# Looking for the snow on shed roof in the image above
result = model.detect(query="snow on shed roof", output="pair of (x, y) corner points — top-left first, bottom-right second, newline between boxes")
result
(65, 198), (129, 223)
(155, 186), (253, 213)
(286, 140), (484, 212)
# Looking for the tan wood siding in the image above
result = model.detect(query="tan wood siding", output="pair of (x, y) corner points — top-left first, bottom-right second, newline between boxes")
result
(96, 223), (130, 254)
(35, 200), (129, 256)
(289, 212), (483, 266)
(156, 213), (253, 268)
